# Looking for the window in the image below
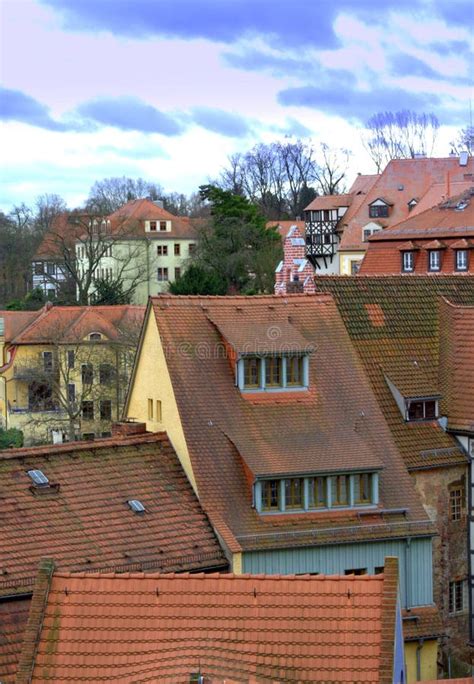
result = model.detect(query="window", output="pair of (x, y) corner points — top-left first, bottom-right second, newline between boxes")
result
(351, 260), (361, 275)
(100, 400), (112, 421)
(449, 580), (465, 614)
(148, 398), (154, 420)
(287, 356), (303, 386)
(345, 568), (367, 575)
(244, 358), (261, 388)
(189, 243), (196, 254)
(99, 364), (113, 385)
(157, 267), (169, 281)
(82, 401), (94, 420)
(156, 400), (162, 422)
(354, 473), (372, 504)
(101, 431), (112, 438)
(82, 364), (93, 384)
(450, 486), (465, 521)
(428, 250), (441, 272)
(308, 476), (327, 508)
(43, 351), (53, 373)
(89, 332), (102, 341)
(331, 475), (349, 506)
(67, 350), (75, 369)
(285, 478), (303, 509)
(159, 221), (167, 231)
(34, 262), (44, 275)
(262, 480), (280, 510)
(402, 251), (414, 272)
(456, 250), (468, 271)
(149, 221), (157, 231)
(265, 357), (282, 387)
(174, 267), (181, 280)
(369, 204), (389, 218)
(46, 262), (55, 275)
(174, 243), (180, 256)
(157, 245), (168, 256)
(27, 469), (49, 486)
(82, 432), (95, 440)
(407, 399), (437, 421)
(67, 383), (75, 403)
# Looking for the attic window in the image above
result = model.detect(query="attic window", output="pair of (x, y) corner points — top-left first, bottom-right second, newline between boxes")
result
(239, 355), (309, 392)
(27, 469), (49, 487)
(369, 201), (389, 218)
(89, 332), (102, 341)
(128, 499), (146, 514)
(455, 200), (469, 211)
(406, 399), (438, 421)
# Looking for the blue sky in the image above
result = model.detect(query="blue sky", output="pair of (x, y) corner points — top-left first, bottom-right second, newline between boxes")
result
(0, 0), (472, 210)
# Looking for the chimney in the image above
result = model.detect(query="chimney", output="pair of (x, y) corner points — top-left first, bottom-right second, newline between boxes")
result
(446, 171), (451, 198)
(111, 420), (147, 438)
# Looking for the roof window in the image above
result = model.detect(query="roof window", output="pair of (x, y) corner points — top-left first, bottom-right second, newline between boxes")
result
(89, 332), (102, 341)
(128, 499), (146, 514)
(27, 469), (49, 486)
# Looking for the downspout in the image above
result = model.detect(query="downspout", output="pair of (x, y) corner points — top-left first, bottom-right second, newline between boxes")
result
(146, 238), (151, 298)
(405, 537), (411, 609)
(0, 376), (7, 430)
(415, 638), (424, 681)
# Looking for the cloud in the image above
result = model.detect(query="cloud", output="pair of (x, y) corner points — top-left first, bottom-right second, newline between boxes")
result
(75, 96), (185, 135)
(223, 49), (309, 78)
(191, 107), (251, 137)
(389, 54), (440, 80)
(271, 118), (313, 138)
(277, 83), (443, 124)
(98, 143), (169, 160)
(40, 0), (421, 47)
(0, 86), (69, 131)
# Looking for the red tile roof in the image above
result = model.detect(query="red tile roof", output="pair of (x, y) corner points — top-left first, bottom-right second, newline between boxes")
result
(108, 198), (199, 239)
(313, 276), (474, 470)
(0, 432), (227, 600)
(0, 597), (31, 683)
(305, 193), (354, 211)
(0, 311), (39, 343)
(19, 558), (401, 684)
(339, 157), (474, 252)
(439, 298), (474, 433)
(141, 294), (432, 552)
(33, 213), (84, 259)
(8, 304), (145, 345)
(266, 219), (305, 239)
(402, 606), (443, 640)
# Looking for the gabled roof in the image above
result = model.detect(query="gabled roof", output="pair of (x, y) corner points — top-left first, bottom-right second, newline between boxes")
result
(339, 157), (474, 252)
(8, 304), (145, 345)
(108, 198), (199, 239)
(0, 432), (227, 600)
(145, 294), (432, 551)
(0, 311), (39, 343)
(18, 558), (401, 684)
(266, 219), (305, 239)
(314, 276), (474, 470)
(305, 193), (354, 211)
(33, 212), (85, 259)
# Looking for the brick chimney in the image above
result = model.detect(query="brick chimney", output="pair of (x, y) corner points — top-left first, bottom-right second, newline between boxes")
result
(274, 225), (315, 295)
(112, 420), (147, 437)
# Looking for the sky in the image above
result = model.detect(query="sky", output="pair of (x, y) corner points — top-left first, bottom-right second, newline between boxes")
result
(0, 0), (473, 211)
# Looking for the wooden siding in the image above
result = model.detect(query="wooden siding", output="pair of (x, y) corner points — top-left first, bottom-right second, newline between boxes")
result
(242, 537), (433, 608)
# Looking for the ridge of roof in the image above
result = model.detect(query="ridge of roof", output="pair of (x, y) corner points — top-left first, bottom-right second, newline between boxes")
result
(51, 570), (386, 581)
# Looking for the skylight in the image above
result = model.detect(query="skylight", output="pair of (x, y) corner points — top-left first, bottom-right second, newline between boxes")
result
(27, 469), (49, 486)
(128, 499), (146, 513)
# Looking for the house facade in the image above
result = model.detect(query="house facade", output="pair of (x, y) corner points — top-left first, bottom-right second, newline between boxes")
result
(304, 155), (474, 276)
(314, 275), (474, 674)
(125, 293), (439, 678)
(360, 187), (474, 275)
(0, 304), (144, 444)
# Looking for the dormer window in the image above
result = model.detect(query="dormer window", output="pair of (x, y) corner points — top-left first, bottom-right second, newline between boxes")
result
(89, 332), (102, 341)
(239, 355), (309, 392)
(406, 399), (438, 421)
(428, 250), (441, 272)
(368, 199), (390, 219)
(456, 250), (468, 271)
(255, 471), (379, 514)
(160, 221), (167, 231)
(408, 198), (418, 212)
(150, 221), (157, 231)
(402, 251), (414, 272)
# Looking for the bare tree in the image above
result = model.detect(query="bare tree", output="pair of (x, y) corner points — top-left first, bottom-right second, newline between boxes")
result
(276, 140), (317, 215)
(450, 125), (474, 156)
(314, 143), (351, 196)
(34, 194), (67, 235)
(87, 177), (165, 213)
(363, 110), (440, 172)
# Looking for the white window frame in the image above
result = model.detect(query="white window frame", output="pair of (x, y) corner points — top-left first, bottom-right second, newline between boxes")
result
(456, 249), (468, 271)
(402, 251), (414, 272)
(428, 250), (441, 272)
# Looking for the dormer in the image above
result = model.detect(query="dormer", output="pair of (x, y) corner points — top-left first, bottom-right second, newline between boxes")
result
(368, 198), (393, 219)
(146, 219), (171, 233)
(407, 198), (418, 212)
(384, 372), (440, 422)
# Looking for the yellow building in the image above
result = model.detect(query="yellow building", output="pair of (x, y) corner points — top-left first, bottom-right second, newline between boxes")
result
(0, 304), (144, 445)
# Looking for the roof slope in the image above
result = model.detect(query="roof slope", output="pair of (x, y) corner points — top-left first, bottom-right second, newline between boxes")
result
(0, 597), (31, 683)
(0, 311), (40, 343)
(0, 432), (227, 599)
(20, 561), (399, 684)
(10, 304), (145, 344)
(149, 294), (432, 552)
(314, 276), (474, 469)
(339, 157), (474, 252)
(108, 198), (199, 239)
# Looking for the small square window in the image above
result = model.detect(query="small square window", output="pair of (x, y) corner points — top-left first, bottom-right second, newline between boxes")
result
(34, 262), (44, 275)
(157, 245), (168, 256)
